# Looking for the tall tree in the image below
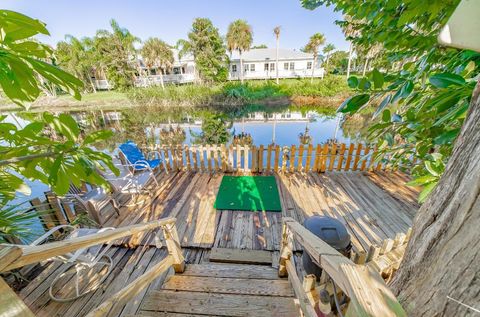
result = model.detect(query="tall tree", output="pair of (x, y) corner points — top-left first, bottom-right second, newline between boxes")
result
(94, 19), (140, 90)
(180, 18), (228, 83)
(322, 43), (336, 74)
(141, 38), (174, 90)
(56, 35), (97, 93)
(273, 26), (281, 84)
(226, 20), (253, 84)
(304, 33), (326, 82)
(302, 0), (480, 315)
(341, 15), (360, 78)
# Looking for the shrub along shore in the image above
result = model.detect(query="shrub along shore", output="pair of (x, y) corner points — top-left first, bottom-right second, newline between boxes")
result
(0, 76), (351, 112)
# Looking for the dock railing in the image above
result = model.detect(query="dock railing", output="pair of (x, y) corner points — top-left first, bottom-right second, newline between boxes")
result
(0, 218), (185, 317)
(151, 142), (406, 173)
(279, 217), (406, 317)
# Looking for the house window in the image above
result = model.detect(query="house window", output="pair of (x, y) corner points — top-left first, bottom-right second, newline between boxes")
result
(290, 62), (294, 70)
(284, 62), (289, 70)
(307, 61), (312, 69)
(232, 65), (237, 72)
(250, 64), (255, 72)
(270, 63), (275, 71)
(244, 64), (249, 72)
(264, 63), (269, 71)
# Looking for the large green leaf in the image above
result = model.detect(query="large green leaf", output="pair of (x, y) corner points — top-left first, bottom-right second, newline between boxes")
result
(0, 10), (49, 42)
(337, 94), (370, 113)
(371, 69), (384, 89)
(429, 73), (466, 88)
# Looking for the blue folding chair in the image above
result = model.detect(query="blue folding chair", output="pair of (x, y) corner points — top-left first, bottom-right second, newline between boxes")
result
(118, 141), (163, 185)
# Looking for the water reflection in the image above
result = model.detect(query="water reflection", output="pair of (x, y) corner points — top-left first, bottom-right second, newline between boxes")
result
(10, 104), (372, 152)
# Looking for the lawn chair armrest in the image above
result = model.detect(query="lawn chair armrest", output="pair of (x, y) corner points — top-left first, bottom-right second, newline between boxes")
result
(30, 225), (76, 246)
(146, 151), (162, 160)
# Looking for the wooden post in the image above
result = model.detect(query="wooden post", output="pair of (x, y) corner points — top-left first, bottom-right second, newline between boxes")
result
(185, 145), (191, 171)
(162, 223), (185, 273)
(289, 145), (296, 173)
(360, 145), (370, 171)
(344, 143), (355, 171)
(244, 145), (249, 172)
(228, 144), (234, 172)
(192, 146), (198, 172)
(353, 143), (363, 171)
(235, 145), (241, 172)
(328, 143), (337, 171)
(274, 145), (280, 172)
(45, 192), (68, 225)
(267, 144), (272, 172)
(258, 145), (264, 173)
(278, 222), (293, 277)
(281, 146), (288, 173)
(337, 143), (346, 171)
(320, 144), (329, 172)
(206, 145), (212, 173)
(313, 144), (321, 172)
(298, 144), (304, 172)
(305, 144), (313, 172)
(221, 144), (227, 172)
(369, 145), (378, 171)
(213, 145), (220, 172)
(251, 145), (258, 173)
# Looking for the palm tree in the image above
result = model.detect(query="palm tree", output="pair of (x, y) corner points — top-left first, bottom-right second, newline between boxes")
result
(94, 19), (140, 89)
(226, 20), (253, 84)
(273, 26), (281, 84)
(341, 15), (361, 78)
(141, 38), (174, 89)
(304, 33), (326, 82)
(322, 43), (336, 75)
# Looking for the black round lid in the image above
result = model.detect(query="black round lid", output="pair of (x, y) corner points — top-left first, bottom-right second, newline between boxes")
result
(303, 216), (350, 250)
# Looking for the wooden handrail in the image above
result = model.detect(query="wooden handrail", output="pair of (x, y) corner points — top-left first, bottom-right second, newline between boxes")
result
(0, 217), (177, 272)
(280, 217), (406, 317)
(85, 255), (174, 317)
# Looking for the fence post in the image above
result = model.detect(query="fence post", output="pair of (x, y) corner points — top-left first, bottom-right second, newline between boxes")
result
(162, 223), (185, 273)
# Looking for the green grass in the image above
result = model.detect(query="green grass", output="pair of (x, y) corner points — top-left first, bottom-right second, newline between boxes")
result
(1, 76), (351, 112)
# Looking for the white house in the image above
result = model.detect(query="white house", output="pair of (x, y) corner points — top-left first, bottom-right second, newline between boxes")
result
(228, 48), (324, 80)
(93, 48), (323, 89)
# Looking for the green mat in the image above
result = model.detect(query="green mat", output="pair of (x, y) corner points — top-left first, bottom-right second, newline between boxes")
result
(214, 176), (282, 212)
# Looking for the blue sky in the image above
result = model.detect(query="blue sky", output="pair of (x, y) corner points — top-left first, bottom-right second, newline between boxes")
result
(3, 0), (349, 51)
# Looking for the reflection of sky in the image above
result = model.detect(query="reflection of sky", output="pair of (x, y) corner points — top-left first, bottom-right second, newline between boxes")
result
(185, 114), (347, 146)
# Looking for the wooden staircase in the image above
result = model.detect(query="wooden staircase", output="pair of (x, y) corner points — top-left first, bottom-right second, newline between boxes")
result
(136, 261), (299, 317)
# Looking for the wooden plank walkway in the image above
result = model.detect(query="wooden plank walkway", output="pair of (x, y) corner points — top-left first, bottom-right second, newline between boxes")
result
(16, 170), (419, 317)
(101, 170), (418, 254)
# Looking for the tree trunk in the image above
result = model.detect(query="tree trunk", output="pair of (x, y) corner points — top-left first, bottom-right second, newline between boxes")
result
(362, 58), (369, 76)
(391, 80), (480, 317)
(276, 37), (279, 85)
(159, 68), (165, 90)
(347, 42), (353, 78)
(311, 55), (316, 83)
(325, 54), (330, 75)
(240, 51), (244, 84)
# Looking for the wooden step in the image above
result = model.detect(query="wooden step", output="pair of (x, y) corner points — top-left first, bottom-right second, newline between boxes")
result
(163, 275), (294, 297)
(209, 248), (273, 265)
(182, 263), (279, 279)
(140, 289), (298, 317)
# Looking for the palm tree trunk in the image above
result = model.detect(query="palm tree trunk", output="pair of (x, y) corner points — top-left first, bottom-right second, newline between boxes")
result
(326, 54), (330, 75)
(159, 68), (165, 90)
(240, 51), (244, 84)
(311, 55), (316, 83)
(275, 37), (279, 85)
(347, 42), (353, 78)
(362, 57), (369, 76)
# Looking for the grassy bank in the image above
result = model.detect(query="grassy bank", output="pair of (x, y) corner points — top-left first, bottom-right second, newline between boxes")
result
(0, 76), (351, 112)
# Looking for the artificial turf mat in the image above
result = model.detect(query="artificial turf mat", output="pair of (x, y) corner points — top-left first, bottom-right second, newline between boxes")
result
(214, 176), (282, 212)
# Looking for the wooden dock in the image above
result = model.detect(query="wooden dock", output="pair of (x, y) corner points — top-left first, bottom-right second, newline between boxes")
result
(14, 168), (419, 317)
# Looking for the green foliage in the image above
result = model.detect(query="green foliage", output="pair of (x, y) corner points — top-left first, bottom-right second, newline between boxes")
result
(141, 38), (174, 75)
(0, 11), (118, 242)
(182, 18), (228, 83)
(0, 203), (47, 243)
(0, 113), (119, 203)
(191, 113), (232, 145)
(94, 19), (140, 90)
(304, 33), (326, 57)
(55, 35), (98, 93)
(0, 10), (83, 107)
(301, 0), (479, 202)
(226, 20), (253, 54)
